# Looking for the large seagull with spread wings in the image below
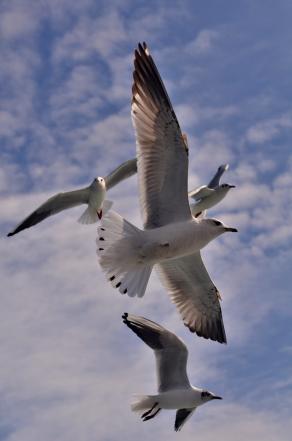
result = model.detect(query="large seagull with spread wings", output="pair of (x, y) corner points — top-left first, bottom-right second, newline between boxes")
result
(97, 42), (237, 344)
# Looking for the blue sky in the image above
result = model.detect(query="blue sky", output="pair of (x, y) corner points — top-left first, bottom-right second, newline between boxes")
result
(1, 0), (292, 440)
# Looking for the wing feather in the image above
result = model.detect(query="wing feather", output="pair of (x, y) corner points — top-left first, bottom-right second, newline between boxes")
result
(157, 253), (227, 344)
(7, 188), (89, 236)
(104, 158), (137, 190)
(122, 313), (190, 392)
(132, 42), (191, 228)
(174, 408), (196, 431)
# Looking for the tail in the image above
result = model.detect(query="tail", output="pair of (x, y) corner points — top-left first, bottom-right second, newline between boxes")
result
(78, 200), (113, 224)
(131, 395), (161, 422)
(96, 210), (152, 297)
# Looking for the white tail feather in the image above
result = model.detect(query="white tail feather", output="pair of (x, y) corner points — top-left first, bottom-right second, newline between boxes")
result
(96, 210), (153, 297)
(102, 200), (113, 216)
(131, 395), (157, 412)
(78, 200), (113, 225)
(78, 206), (97, 224)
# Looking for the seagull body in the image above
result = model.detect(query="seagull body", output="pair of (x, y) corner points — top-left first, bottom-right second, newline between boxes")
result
(7, 158), (137, 236)
(189, 164), (235, 217)
(99, 210), (235, 269)
(123, 313), (222, 431)
(77, 177), (108, 224)
(97, 42), (237, 343)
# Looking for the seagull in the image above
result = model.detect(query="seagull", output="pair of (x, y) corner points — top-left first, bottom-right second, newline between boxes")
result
(122, 313), (222, 431)
(97, 42), (237, 343)
(7, 158), (137, 237)
(189, 164), (235, 217)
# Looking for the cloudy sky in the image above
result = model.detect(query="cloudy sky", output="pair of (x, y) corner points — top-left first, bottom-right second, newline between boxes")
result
(1, 0), (292, 439)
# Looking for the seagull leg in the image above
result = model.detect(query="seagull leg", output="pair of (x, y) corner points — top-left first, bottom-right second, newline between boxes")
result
(142, 407), (161, 421)
(141, 402), (158, 419)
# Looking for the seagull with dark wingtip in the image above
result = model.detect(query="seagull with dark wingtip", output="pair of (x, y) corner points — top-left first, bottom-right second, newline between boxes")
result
(7, 158), (137, 237)
(97, 42), (238, 344)
(189, 164), (236, 218)
(123, 313), (222, 432)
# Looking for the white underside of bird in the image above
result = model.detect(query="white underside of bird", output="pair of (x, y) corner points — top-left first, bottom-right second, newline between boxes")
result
(132, 387), (203, 411)
(190, 186), (231, 217)
(78, 183), (108, 224)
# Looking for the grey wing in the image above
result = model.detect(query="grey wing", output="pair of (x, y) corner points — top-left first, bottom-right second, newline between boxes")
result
(122, 313), (190, 392)
(104, 158), (137, 190)
(208, 163), (229, 189)
(188, 185), (215, 201)
(157, 253), (227, 344)
(7, 187), (89, 237)
(132, 42), (192, 229)
(174, 408), (196, 431)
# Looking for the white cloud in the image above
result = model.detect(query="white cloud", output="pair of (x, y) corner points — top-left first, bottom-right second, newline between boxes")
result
(1, 2), (292, 440)
(186, 30), (219, 54)
(0, 7), (40, 40)
(246, 113), (292, 144)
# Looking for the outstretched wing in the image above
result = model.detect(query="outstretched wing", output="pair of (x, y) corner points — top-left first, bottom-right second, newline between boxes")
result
(157, 253), (227, 343)
(104, 158), (137, 190)
(174, 408), (196, 431)
(188, 185), (215, 201)
(132, 42), (192, 229)
(7, 188), (89, 237)
(208, 164), (229, 189)
(122, 313), (191, 393)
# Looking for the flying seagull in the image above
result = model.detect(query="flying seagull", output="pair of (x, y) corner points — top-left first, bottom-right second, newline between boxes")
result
(189, 164), (235, 217)
(122, 313), (222, 431)
(97, 42), (237, 343)
(7, 158), (137, 237)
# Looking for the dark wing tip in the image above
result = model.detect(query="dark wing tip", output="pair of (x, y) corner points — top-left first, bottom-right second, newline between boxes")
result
(7, 232), (13, 237)
(185, 319), (227, 344)
(122, 312), (128, 322)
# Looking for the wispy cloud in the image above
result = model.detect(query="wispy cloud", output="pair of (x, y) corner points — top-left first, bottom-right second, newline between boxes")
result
(0, 0), (292, 440)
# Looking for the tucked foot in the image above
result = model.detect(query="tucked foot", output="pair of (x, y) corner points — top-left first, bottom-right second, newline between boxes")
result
(142, 407), (161, 421)
(141, 402), (158, 419)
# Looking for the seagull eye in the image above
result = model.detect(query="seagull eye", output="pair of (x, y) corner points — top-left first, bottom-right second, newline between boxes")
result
(213, 220), (222, 226)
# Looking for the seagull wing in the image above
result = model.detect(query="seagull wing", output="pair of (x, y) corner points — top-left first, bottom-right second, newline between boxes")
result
(132, 42), (192, 229)
(157, 253), (227, 343)
(7, 187), (89, 237)
(188, 185), (215, 201)
(104, 158), (137, 190)
(122, 313), (191, 393)
(174, 408), (196, 431)
(208, 163), (229, 189)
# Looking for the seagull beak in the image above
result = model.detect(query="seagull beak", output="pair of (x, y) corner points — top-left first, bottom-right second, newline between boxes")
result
(97, 210), (103, 220)
(229, 185), (236, 188)
(224, 227), (238, 232)
(212, 395), (222, 400)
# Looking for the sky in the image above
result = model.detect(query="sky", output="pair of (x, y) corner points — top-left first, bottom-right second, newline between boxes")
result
(0, 0), (292, 439)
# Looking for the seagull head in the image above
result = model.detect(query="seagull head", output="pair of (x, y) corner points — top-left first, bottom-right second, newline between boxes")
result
(200, 390), (222, 404)
(203, 218), (238, 236)
(92, 177), (106, 190)
(220, 183), (236, 191)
